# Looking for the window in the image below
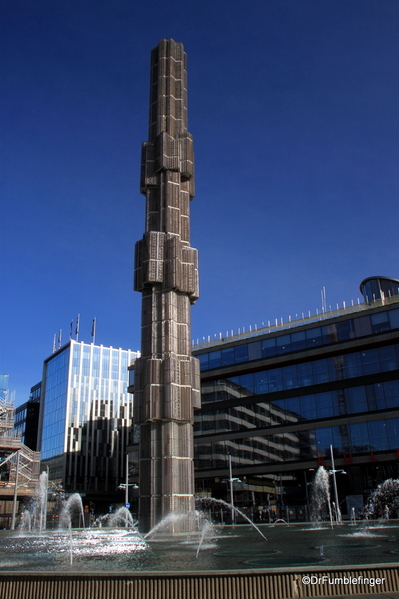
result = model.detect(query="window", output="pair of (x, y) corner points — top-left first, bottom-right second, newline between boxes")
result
(261, 338), (276, 358)
(306, 327), (323, 348)
(371, 312), (390, 334)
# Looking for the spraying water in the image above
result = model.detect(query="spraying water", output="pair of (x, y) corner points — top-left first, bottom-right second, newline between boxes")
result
(196, 519), (216, 558)
(19, 509), (32, 532)
(310, 466), (333, 528)
(59, 493), (85, 529)
(109, 507), (136, 528)
(201, 497), (268, 541)
(367, 478), (399, 519)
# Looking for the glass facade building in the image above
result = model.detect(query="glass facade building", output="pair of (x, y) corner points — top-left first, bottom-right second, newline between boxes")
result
(13, 382), (41, 450)
(187, 294), (399, 518)
(39, 341), (139, 504)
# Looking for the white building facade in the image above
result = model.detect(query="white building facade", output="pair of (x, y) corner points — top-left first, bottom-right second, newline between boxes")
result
(38, 341), (139, 503)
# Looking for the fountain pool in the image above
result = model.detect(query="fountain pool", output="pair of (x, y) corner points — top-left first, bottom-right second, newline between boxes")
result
(1, 521), (398, 573)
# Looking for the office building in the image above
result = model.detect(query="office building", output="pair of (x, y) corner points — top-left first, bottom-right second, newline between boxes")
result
(190, 277), (399, 518)
(13, 382), (41, 451)
(38, 340), (139, 509)
(129, 277), (399, 519)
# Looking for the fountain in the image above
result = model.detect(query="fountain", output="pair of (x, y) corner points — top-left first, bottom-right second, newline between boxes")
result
(2, 484), (398, 574)
(19, 471), (49, 532)
(108, 507), (136, 528)
(59, 493), (85, 529)
(19, 509), (31, 532)
(310, 466), (334, 527)
(1, 488), (399, 599)
(366, 478), (399, 519)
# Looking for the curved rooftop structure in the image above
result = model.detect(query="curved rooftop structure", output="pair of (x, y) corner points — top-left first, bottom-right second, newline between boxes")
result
(360, 276), (399, 302)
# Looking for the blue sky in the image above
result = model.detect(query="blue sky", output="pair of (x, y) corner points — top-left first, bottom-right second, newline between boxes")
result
(2, 0), (399, 405)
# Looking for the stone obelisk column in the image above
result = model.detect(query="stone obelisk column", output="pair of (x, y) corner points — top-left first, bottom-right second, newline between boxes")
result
(134, 39), (200, 533)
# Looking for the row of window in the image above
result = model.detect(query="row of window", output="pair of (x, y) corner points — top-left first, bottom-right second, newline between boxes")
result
(196, 307), (399, 370)
(71, 344), (133, 380)
(14, 408), (27, 424)
(194, 380), (399, 434)
(194, 418), (399, 469)
(41, 417), (66, 460)
(201, 344), (399, 403)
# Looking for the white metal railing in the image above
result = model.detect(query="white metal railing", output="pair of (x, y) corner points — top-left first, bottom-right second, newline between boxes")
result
(192, 295), (399, 351)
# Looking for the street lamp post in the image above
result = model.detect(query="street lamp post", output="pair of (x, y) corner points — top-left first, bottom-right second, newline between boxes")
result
(229, 454), (234, 524)
(329, 444), (345, 523)
(226, 454), (241, 525)
(125, 453), (129, 507)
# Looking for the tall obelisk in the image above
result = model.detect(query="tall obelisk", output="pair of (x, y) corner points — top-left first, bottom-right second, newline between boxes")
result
(133, 39), (200, 532)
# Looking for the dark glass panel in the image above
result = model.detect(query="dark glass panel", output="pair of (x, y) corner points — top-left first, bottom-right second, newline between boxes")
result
(315, 427), (333, 457)
(388, 308), (399, 330)
(197, 443), (212, 468)
(221, 347), (235, 366)
(284, 397), (301, 418)
(378, 345), (397, 371)
(372, 383), (385, 410)
(332, 424), (351, 454)
(290, 330), (307, 351)
(325, 323), (338, 343)
(349, 422), (370, 452)
(306, 327), (323, 348)
(313, 359), (330, 384)
(362, 280), (380, 302)
(316, 392), (334, 418)
(353, 316), (372, 338)
(235, 344), (249, 364)
(268, 368), (283, 393)
(336, 320), (355, 341)
(299, 432), (317, 459)
(261, 337), (276, 358)
(383, 380), (399, 408)
(345, 386), (368, 414)
(386, 417), (399, 449)
(270, 399), (285, 420)
(371, 311), (390, 334)
(226, 377), (241, 400)
(239, 373), (255, 395)
(215, 411), (229, 431)
(343, 353), (362, 379)
(248, 341), (262, 361)
(367, 420), (388, 451)
(297, 362), (313, 386)
(201, 380), (215, 404)
(320, 326), (332, 344)
(208, 350), (222, 369)
(215, 379), (228, 401)
(276, 334), (292, 355)
(227, 408), (240, 430)
(335, 388), (348, 416)
(212, 441), (226, 467)
(201, 412), (215, 431)
(282, 365), (298, 390)
(198, 353), (209, 370)
(300, 394), (317, 420)
(330, 355), (344, 381)
(254, 371), (268, 395)
(254, 402), (272, 426)
(361, 349), (380, 375)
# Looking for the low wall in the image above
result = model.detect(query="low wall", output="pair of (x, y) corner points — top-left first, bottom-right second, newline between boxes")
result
(0, 565), (398, 599)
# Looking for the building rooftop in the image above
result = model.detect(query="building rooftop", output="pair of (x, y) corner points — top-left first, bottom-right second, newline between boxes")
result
(192, 293), (399, 351)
